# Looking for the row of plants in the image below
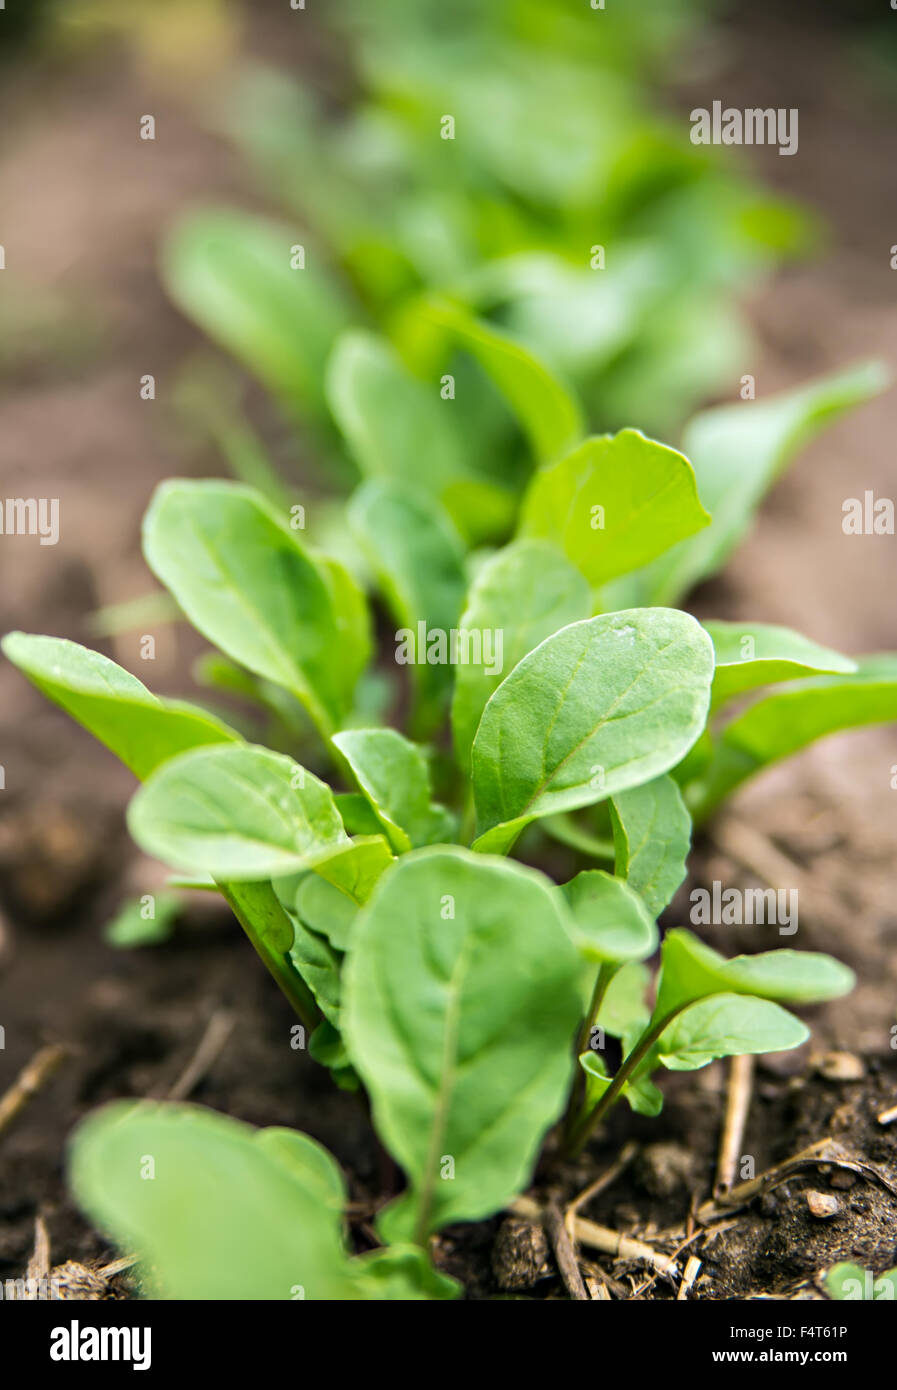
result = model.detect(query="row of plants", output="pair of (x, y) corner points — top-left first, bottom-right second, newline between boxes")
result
(8, 0), (896, 1299)
(7, 313), (896, 1298)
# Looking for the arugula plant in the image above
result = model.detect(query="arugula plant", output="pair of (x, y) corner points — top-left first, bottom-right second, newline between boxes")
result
(9, 380), (893, 1294)
(207, 0), (812, 440)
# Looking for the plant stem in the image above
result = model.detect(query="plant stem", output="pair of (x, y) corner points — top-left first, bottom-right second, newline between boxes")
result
(565, 1011), (677, 1159)
(220, 881), (321, 1034)
(459, 792), (477, 847)
(562, 963), (615, 1146)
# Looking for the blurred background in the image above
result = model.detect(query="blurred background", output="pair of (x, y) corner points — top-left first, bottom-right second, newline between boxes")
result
(0, 0), (895, 1284)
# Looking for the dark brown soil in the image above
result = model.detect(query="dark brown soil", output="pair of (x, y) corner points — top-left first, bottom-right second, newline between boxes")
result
(1, 5), (895, 1300)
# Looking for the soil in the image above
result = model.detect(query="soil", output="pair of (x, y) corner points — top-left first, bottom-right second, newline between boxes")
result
(0, 5), (895, 1300)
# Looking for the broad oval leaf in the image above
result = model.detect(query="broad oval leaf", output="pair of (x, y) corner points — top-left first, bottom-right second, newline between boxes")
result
(610, 362), (887, 607)
(343, 846), (582, 1242)
(348, 480), (467, 723)
(656, 993), (808, 1071)
(333, 727), (454, 852)
(654, 928), (855, 1021)
(561, 870), (658, 964)
(69, 1102), (358, 1300)
(311, 835), (395, 905)
(2, 632), (239, 780)
(689, 656), (897, 820)
(705, 620), (856, 711)
(519, 430), (710, 588)
(127, 743), (349, 880)
(425, 298), (584, 465)
(143, 480), (370, 737)
(472, 608), (714, 854)
(161, 208), (352, 418)
(295, 873), (358, 951)
(451, 539), (591, 770)
(326, 329), (514, 545)
(609, 774), (691, 918)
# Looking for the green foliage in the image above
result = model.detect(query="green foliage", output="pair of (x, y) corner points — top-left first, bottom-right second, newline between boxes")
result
(70, 1103), (458, 1300)
(9, 1), (893, 1292)
(143, 480), (370, 739)
(520, 430), (710, 588)
(0, 632), (239, 779)
(128, 744), (350, 880)
(823, 1263), (897, 1302)
(342, 847), (582, 1242)
(471, 609), (714, 852)
(609, 775), (691, 918)
(161, 209), (352, 419)
(104, 893), (179, 949)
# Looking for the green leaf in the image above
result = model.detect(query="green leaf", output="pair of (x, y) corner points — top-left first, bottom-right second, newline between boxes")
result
(69, 1102), (359, 1300)
(308, 1020), (360, 1092)
(348, 480), (467, 720)
(561, 870), (658, 964)
(288, 912), (343, 1027)
(579, 1051), (662, 1118)
(333, 728), (453, 852)
(161, 209), (352, 418)
(317, 554), (374, 712)
(143, 480), (369, 737)
(822, 1263), (870, 1301)
(343, 847), (582, 1242)
(450, 539), (591, 770)
(1, 633), (240, 780)
(689, 656), (897, 820)
(609, 774), (691, 918)
(623, 1074), (665, 1117)
(425, 299), (584, 464)
(294, 873), (358, 951)
(519, 431), (710, 588)
(326, 330), (513, 544)
(653, 928), (855, 1021)
(253, 1127), (348, 1219)
(656, 993), (808, 1071)
(471, 609), (714, 854)
(127, 744), (349, 880)
(351, 1247), (461, 1301)
(335, 793), (384, 837)
(823, 1263), (897, 1301)
(311, 835), (395, 905)
(104, 894), (179, 949)
(705, 620), (856, 711)
(596, 961), (651, 1042)
(614, 363), (888, 606)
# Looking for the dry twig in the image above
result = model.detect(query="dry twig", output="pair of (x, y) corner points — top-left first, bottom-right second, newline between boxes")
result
(716, 1054), (754, 1195)
(697, 1138), (897, 1224)
(510, 1196), (678, 1277)
(163, 1009), (234, 1102)
(0, 1043), (68, 1139)
(544, 1198), (590, 1300)
(566, 1142), (638, 1222)
(677, 1255), (703, 1300)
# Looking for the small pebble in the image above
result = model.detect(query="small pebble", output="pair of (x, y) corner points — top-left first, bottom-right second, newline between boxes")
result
(816, 1051), (864, 1082)
(806, 1190), (841, 1219)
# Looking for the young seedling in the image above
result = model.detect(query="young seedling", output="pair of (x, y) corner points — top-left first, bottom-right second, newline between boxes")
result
(7, 394), (884, 1295)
